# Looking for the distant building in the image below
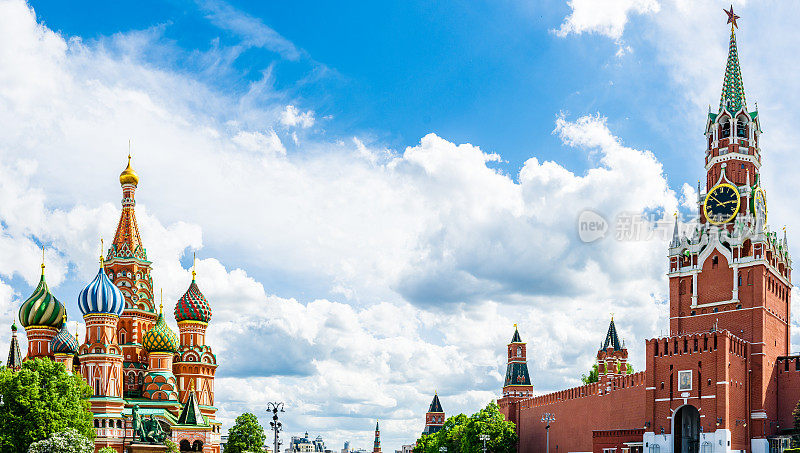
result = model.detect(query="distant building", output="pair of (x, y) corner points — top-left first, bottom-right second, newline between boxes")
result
(341, 440), (351, 453)
(421, 393), (445, 435)
(401, 445), (414, 453)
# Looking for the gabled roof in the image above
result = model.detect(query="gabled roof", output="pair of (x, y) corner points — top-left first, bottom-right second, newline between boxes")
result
(511, 327), (522, 343)
(601, 318), (623, 351)
(177, 388), (205, 426)
(428, 393), (444, 413)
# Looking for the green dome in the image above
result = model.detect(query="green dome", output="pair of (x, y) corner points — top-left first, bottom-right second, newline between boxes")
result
(143, 310), (178, 353)
(19, 267), (65, 328)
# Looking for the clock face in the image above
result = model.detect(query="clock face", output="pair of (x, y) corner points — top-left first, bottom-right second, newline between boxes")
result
(753, 187), (767, 226)
(703, 183), (740, 225)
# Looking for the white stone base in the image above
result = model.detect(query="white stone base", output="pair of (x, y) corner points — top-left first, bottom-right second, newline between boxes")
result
(643, 429), (732, 453)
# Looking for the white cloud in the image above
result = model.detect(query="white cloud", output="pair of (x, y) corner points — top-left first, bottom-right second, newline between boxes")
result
(0, 0), (690, 450)
(281, 105), (315, 129)
(555, 0), (660, 40)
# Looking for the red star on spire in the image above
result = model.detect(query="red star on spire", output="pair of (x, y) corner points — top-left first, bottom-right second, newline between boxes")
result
(724, 5), (740, 29)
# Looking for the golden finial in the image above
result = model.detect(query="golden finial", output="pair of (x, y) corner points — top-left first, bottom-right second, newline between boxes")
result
(41, 245), (45, 275)
(99, 238), (104, 265)
(513, 323), (517, 329)
(159, 288), (163, 314)
(611, 313), (614, 321)
(192, 252), (197, 281)
(119, 150), (139, 186)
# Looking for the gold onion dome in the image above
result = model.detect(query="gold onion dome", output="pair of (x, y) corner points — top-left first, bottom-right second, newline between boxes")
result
(19, 264), (65, 328)
(119, 155), (139, 186)
(143, 305), (179, 353)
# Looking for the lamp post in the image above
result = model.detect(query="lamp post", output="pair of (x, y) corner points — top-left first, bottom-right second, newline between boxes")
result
(541, 413), (555, 452)
(479, 434), (490, 453)
(267, 402), (285, 453)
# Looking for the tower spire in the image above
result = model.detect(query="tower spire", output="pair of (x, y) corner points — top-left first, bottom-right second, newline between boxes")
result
(720, 6), (746, 113)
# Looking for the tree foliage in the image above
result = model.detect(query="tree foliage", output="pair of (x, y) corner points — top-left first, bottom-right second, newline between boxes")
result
(26, 428), (93, 453)
(164, 440), (179, 453)
(581, 363), (633, 384)
(0, 359), (95, 453)
(224, 412), (266, 453)
(98, 448), (117, 453)
(413, 402), (517, 453)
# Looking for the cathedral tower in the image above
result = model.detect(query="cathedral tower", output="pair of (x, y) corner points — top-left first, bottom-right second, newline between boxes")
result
(106, 156), (158, 397)
(18, 259), (65, 360)
(142, 299), (180, 401)
(173, 262), (218, 412)
(78, 256), (126, 420)
(6, 323), (22, 371)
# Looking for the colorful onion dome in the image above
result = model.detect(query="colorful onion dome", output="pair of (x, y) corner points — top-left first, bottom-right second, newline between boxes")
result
(143, 307), (179, 353)
(78, 267), (125, 317)
(51, 316), (79, 354)
(19, 265), (65, 328)
(119, 155), (139, 186)
(175, 273), (212, 323)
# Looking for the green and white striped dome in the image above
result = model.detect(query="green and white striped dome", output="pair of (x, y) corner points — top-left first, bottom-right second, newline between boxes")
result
(19, 265), (65, 328)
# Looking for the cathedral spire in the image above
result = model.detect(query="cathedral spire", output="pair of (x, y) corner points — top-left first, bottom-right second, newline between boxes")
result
(601, 317), (622, 351)
(6, 323), (22, 371)
(373, 420), (381, 453)
(110, 155), (147, 262)
(720, 6), (746, 113)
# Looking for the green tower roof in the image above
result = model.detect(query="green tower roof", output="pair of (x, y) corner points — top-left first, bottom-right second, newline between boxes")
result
(719, 26), (746, 113)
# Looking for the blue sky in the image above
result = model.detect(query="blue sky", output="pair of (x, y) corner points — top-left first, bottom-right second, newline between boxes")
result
(31, 0), (700, 183)
(3, 0), (800, 451)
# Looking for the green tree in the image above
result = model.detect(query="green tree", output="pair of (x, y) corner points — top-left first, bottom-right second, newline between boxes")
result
(413, 401), (517, 453)
(98, 448), (116, 453)
(26, 428), (93, 453)
(581, 363), (633, 384)
(0, 359), (95, 453)
(224, 412), (266, 453)
(164, 440), (179, 453)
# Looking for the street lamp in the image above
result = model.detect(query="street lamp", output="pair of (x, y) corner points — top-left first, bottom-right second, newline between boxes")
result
(267, 402), (285, 453)
(479, 434), (490, 453)
(541, 413), (556, 452)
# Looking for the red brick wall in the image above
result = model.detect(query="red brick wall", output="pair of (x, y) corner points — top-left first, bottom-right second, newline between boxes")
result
(777, 357), (800, 430)
(503, 373), (646, 453)
(592, 429), (645, 453)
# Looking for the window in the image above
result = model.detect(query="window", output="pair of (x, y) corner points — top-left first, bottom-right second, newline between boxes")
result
(120, 331), (126, 344)
(517, 346), (522, 357)
(649, 445), (661, 453)
(712, 256), (719, 269)
(701, 441), (713, 453)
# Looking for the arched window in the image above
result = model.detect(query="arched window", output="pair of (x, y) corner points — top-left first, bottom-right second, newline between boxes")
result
(516, 346), (522, 357)
(712, 256), (718, 269)
(721, 118), (731, 138)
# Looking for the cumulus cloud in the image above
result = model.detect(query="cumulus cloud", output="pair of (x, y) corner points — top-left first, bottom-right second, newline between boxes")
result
(554, 0), (660, 40)
(0, 0), (690, 450)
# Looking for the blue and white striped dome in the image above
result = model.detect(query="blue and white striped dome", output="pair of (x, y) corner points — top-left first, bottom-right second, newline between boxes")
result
(78, 267), (125, 317)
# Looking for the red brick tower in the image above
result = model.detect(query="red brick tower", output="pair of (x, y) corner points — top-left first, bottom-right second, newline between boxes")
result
(106, 155), (158, 397)
(373, 420), (381, 453)
(648, 9), (791, 451)
(173, 262), (218, 415)
(596, 317), (628, 391)
(501, 325), (533, 401)
(422, 392), (445, 435)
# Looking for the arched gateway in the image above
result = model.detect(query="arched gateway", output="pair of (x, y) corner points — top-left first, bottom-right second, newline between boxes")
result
(673, 405), (700, 453)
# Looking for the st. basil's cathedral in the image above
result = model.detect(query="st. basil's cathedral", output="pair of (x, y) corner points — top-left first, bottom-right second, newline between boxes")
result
(6, 157), (221, 452)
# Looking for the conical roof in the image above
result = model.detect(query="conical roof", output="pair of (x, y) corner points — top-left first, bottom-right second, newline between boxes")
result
(177, 385), (205, 425)
(6, 323), (22, 371)
(428, 393), (444, 413)
(511, 326), (522, 343)
(719, 25), (746, 113)
(601, 318), (623, 351)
